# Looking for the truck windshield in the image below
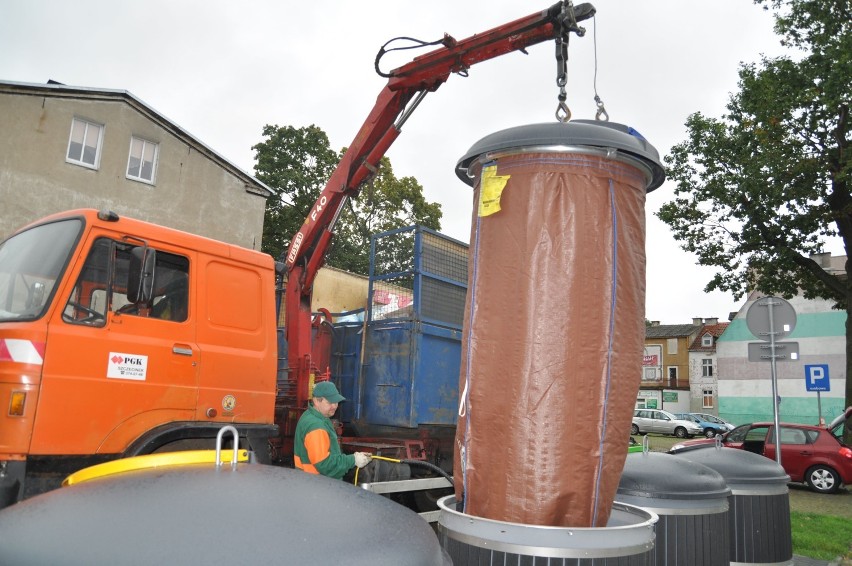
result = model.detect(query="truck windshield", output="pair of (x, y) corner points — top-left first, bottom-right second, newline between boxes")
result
(0, 218), (83, 322)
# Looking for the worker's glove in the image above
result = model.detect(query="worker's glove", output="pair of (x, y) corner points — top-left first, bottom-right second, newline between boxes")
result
(354, 452), (372, 469)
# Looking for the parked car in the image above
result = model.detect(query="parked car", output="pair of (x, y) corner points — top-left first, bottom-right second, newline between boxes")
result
(631, 409), (704, 438)
(669, 408), (852, 494)
(692, 412), (735, 430)
(675, 413), (734, 438)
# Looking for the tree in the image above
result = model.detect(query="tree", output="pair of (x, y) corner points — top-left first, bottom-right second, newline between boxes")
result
(327, 155), (442, 274)
(252, 124), (339, 263)
(656, 0), (851, 439)
(253, 124), (442, 275)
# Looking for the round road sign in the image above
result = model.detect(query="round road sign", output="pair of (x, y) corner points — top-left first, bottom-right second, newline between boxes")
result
(746, 296), (797, 341)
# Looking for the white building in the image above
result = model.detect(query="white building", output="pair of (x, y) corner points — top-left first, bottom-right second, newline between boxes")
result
(687, 318), (729, 414)
(716, 254), (847, 426)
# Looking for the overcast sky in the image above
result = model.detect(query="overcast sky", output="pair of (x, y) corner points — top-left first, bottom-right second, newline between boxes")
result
(1, 1), (802, 324)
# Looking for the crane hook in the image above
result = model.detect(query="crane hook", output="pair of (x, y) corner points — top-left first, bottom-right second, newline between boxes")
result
(556, 100), (572, 123)
(594, 95), (609, 122)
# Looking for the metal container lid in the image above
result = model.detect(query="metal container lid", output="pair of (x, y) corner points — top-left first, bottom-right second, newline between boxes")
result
(455, 120), (666, 191)
(437, 495), (657, 559)
(0, 464), (450, 566)
(618, 452), (730, 501)
(672, 446), (791, 494)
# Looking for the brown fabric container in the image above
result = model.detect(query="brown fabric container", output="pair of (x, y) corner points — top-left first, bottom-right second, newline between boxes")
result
(453, 123), (663, 528)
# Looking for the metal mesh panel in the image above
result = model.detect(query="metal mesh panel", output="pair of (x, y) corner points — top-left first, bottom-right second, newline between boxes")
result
(422, 279), (466, 327)
(420, 231), (468, 326)
(372, 229), (415, 278)
(371, 275), (415, 321)
(368, 227), (468, 327)
(421, 231), (468, 282)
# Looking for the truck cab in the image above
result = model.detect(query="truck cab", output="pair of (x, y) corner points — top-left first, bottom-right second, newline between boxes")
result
(0, 209), (278, 507)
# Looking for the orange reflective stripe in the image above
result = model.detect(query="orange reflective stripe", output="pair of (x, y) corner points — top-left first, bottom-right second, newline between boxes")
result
(303, 429), (331, 468)
(294, 455), (319, 475)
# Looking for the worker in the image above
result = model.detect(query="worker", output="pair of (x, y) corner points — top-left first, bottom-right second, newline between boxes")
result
(294, 381), (372, 479)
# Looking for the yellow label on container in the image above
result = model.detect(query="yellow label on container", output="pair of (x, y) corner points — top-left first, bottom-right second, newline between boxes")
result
(478, 165), (511, 217)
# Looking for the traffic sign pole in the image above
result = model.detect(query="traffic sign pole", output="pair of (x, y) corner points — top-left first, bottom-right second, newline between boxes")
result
(747, 296), (797, 467)
(817, 392), (822, 425)
(767, 299), (782, 466)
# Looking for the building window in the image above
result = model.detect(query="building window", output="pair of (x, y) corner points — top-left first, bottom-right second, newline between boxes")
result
(702, 333), (713, 347)
(667, 338), (678, 354)
(66, 118), (103, 169)
(667, 366), (678, 383)
(127, 137), (159, 183)
(703, 389), (714, 408)
(702, 358), (714, 377)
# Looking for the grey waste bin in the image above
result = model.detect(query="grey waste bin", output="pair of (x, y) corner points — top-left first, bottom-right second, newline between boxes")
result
(438, 495), (657, 565)
(672, 446), (792, 566)
(0, 462), (451, 566)
(617, 451), (731, 566)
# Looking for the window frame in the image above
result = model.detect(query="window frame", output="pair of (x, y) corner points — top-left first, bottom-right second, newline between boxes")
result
(667, 338), (678, 354)
(126, 136), (160, 184)
(63, 238), (189, 326)
(66, 117), (104, 170)
(702, 389), (715, 409)
(702, 358), (714, 377)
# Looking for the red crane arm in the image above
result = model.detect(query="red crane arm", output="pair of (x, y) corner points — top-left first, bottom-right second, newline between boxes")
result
(282, 1), (595, 416)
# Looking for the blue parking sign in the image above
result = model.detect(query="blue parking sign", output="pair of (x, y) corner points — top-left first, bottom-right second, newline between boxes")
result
(804, 364), (830, 392)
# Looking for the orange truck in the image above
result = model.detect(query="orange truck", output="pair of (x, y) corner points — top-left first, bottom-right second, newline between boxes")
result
(0, 209), (280, 506)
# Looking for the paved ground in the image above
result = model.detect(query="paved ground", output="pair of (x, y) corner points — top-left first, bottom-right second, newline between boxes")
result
(793, 556), (834, 566)
(788, 483), (852, 519)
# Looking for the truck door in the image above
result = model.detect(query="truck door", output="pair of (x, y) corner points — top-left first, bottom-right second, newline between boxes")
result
(34, 237), (199, 457)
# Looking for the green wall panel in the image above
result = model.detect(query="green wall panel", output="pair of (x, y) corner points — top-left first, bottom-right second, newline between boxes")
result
(720, 396), (847, 426)
(719, 312), (846, 342)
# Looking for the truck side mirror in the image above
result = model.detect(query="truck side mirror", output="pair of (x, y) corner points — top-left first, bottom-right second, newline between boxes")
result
(127, 246), (156, 304)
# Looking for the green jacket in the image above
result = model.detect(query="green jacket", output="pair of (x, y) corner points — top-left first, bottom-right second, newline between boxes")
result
(293, 403), (355, 479)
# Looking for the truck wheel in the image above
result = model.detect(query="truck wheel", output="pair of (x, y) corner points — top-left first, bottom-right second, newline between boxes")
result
(806, 465), (840, 494)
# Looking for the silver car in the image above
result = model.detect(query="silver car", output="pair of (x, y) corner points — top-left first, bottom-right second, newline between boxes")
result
(631, 409), (703, 438)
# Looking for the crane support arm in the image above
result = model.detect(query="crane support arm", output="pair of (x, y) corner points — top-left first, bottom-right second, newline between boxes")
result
(282, 1), (595, 414)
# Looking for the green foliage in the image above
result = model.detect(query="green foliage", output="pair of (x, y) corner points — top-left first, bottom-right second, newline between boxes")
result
(791, 511), (852, 561)
(253, 125), (442, 275)
(328, 155), (442, 274)
(658, 0), (851, 303)
(252, 124), (338, 262)
(656, 0), (851, 430)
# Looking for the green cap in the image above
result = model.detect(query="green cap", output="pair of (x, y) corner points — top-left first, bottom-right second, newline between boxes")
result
(312, 381), (345, 403)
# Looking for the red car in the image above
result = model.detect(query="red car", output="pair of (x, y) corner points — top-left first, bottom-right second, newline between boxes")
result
(670, 408), (852, 494)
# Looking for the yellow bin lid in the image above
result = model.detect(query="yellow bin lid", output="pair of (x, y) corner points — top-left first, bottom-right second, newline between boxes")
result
(62, 449), (250, 486)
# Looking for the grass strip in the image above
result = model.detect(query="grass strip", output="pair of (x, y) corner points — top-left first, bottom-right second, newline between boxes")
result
(791, 511), (852, 561)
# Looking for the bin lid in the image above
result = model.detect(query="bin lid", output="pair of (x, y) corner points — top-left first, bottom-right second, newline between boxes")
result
(618, 452), (730, 500)
(455, 120), (665, 190)
(671, 446), (791, 490)
(0, 463), (448, 566)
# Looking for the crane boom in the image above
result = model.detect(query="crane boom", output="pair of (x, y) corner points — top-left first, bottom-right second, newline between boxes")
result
(281, 1), (595, 423)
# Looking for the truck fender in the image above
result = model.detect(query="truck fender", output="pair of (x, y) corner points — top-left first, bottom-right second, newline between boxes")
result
(124, 422), (279, 465)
